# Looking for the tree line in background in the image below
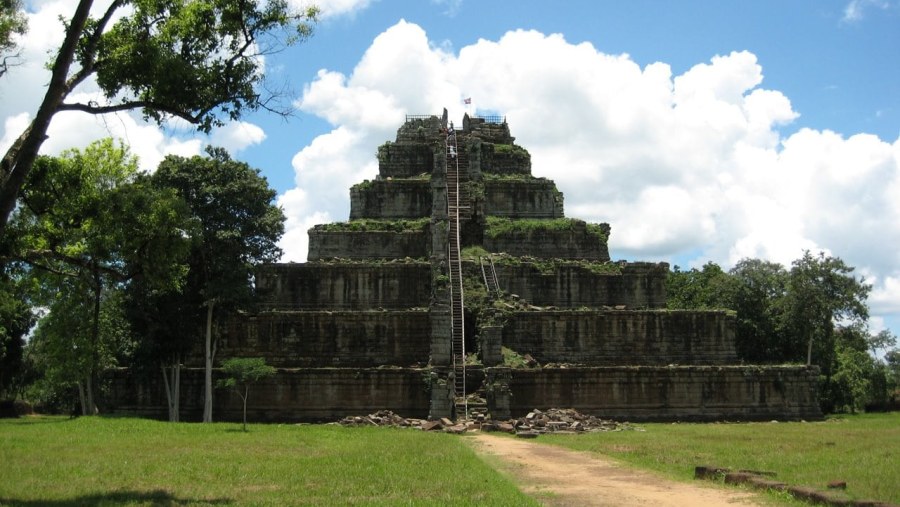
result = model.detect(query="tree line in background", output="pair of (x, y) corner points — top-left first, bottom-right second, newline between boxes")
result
(0, 139), (283, 420)
(668, 256), (899, 413)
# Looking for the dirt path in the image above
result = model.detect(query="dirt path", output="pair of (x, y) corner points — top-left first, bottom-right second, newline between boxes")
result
(467, 433), (766, 507)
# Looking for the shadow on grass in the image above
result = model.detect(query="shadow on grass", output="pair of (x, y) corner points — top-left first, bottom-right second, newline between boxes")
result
(0, 489), (233, 506)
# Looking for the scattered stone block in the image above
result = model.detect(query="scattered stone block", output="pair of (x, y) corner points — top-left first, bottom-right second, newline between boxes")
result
(444, 424), (467, 434)
(421, 420), (442, 431)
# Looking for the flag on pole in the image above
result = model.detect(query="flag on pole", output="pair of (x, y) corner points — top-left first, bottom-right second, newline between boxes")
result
(463, 97), (471, 104)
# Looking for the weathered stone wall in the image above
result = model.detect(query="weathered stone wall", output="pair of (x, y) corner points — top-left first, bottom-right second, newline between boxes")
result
(255, 262), (431, 310)
(484, 221), (610, 260)
(307, 229), (429, 260)
(487, 366), (822, 421)
(494, 262), (668, 309)
(463, 116), (514, 144)
(106, 367), (431, 422)
(502, 310), (737, 365)
(221, 310), (431, 367)
(484, 179), (564, 218)
(378, 143), (436, 178)
(479, 144), (531, 175)
(350, 179), (431, 219)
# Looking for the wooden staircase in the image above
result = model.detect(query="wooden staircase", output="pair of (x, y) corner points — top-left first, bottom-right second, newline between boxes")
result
(480, 255), (500, 297)
(446, 128), (469, 419)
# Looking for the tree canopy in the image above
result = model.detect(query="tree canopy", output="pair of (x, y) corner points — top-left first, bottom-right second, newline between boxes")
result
(152, 147), (284, 422)
(0, 0), (318, 237)
(667, 251), (896, 413)
(0, 0), (27, 78)
(217, 357), (276, 431)
(8, 138), (191, 413)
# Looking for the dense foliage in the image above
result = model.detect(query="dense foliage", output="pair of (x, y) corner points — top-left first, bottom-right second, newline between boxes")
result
(6, 139), (191, 413)
(668, 253), (898, 413)
(0, 0), (317, 236)
(1, 140), (283, 418)
(152, 147), (284, 422)
(0, 0), (26, 78)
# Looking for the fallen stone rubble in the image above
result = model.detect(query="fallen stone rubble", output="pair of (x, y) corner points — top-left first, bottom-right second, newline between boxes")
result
(336, 408), (640, 436)
(695, 466), (898, 507)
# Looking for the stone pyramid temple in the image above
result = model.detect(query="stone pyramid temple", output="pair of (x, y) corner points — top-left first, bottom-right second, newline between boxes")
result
(114, 112), (823, 422)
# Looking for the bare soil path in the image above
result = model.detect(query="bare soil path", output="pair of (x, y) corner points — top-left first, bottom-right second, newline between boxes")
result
(467, 432), (767, 507)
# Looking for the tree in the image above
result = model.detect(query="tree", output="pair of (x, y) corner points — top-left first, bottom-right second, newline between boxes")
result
(727, 259), (790, 362)
(152, 147), (284, 423)
(666, 262), (735, 310)
(0, 0), (27, 78)
(783, 251), (871, 367)
(0, 0), (318, 238)
(216, 357), (275, 431)
(0, 260), (34, 400)
(27, 279), (133, 414)
(125, 276), (202, 422)
(8, 139), (191, 413)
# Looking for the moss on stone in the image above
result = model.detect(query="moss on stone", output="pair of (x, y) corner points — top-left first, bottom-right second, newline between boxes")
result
(314, 218), (429, 233)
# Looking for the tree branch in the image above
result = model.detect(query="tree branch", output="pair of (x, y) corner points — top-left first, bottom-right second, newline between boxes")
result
(65, 0), (125, 91)
(0, 0), (96, 237)
(19, 249), (129, 281)
(58, 101), (202, 124)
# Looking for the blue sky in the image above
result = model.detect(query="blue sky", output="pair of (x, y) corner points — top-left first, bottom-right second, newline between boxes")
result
(2, 0), (899, 338)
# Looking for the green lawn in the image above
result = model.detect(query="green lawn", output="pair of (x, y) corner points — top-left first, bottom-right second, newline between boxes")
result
(538, 412), (900, 505)
(0, 416), (537, 506)
(3, 414), (897, 506)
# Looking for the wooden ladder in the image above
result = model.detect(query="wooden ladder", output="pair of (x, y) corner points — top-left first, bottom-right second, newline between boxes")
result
(446, 129), (468, 419)
(480, 255), (500, 296)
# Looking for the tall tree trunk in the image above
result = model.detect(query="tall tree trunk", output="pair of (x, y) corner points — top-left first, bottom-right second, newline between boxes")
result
(806, 337), (813, 366)
(242, 386), (248, 432)
(77, 381), (87, 416)
(162, 355), (183, 422)
(86, 266), (101, 415)
(0, 0), (95, 236)
(162, 365), (175, 422)
(203, 300), (216, 423)
(174, 355), (180, 422)
(85, 375), (98, 415)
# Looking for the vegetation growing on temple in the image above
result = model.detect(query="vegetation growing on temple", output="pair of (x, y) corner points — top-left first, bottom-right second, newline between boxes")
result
(484, 217), (607, 242)
(313, 218), (429, 233)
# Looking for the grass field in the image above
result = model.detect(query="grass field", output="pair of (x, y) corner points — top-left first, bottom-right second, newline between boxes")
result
(538, 412), (900, 505)
(0, 416), (537, 506)
(2, 414), (897, 506)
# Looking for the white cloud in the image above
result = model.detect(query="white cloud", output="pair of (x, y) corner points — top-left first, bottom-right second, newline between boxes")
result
(431, 0), (463, 17)
(284, 20), (900, 333)
(209, 121), (267, 153)
(843, 0), (890, 22)
(310, 0), (376, 19)
(277, 187), (331, 262)
(871, 275), (900, 315)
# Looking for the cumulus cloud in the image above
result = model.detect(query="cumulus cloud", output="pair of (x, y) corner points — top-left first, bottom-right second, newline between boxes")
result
(209, 121), (267, 153)
(283, 20), (900, 332)
(277, 187), (332, 262)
